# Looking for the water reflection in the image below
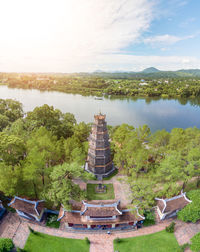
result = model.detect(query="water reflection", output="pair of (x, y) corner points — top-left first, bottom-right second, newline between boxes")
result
(0, 85), (200, 132)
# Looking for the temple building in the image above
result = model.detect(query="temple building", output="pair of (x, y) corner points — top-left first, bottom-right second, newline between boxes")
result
(8, 196), (45, 222)
(155, 191), (192, 220)
(58, 200), (144, 230)
(85, 113), (114, 178)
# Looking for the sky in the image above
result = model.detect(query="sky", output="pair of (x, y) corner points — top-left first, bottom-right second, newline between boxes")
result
(0, 0), (200, 72)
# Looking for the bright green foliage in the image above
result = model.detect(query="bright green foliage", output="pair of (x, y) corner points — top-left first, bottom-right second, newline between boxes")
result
(0, 163), (22, 196)
(84, 237), (90, 244)
(178, 190), (200, 223)
(46, 162), (90, 209)
(0, 98), (23, 124)
(0, 238), (14, 252)
(4, 118), (28, 139)
(73, 122), (90, 143)
(0, 114), (10, 131)
(190, 232), (200, 252)
(143, 210), (155, 226)
(113, 230), (180, 252)
(129, 177), (156, 211)
(149, 129), (170, 149)
(64, 136), (88, 164)
(24, 127), (62, 197)
(155, 151), (189, 197)
(0, 132), (25, 166)
(46, 214), (60, 228)
(26, 104), (76, 138)
(165, 222), (175, 233)
(24, 232), (89, 252)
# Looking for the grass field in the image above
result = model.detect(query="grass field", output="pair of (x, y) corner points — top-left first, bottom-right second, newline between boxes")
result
(87, 183), (115, 200)
(24, 232), (90, 252)
(114, 230), (180, 252)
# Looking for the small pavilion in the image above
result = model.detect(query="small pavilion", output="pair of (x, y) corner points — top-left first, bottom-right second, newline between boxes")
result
(155, 191), (192, 220)
(8, 196), (45, 222)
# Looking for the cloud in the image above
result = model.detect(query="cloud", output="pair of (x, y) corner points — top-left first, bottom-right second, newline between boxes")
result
(0, 0), (154, 72)
(143, 34), (195, 46)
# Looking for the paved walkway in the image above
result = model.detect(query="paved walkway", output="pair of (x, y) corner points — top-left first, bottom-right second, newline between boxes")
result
(174, 220), (200, 245)
(74, 174), (132, 207)
(1, 213), (200, 251)
(0, 212), (21, 239)
(0, 214), (171, 251)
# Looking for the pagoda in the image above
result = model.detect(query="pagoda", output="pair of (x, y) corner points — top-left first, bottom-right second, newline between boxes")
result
(85, 113), (114, 178)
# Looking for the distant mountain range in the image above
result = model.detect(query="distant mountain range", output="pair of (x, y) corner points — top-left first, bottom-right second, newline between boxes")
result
(91, 67), (200, 78)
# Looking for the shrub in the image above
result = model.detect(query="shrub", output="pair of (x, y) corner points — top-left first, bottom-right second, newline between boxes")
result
(28, 226), (38, 235)
(190, 232), (200, 252)
(85, 237), (90, 244)
(179, 243), (190, 252)
(0, 238), (14, 252)
(114, 238), (121, 243)
(143, 210), (155, 227)
(165, 222), (175, 233)
(178, 189), (200, 223)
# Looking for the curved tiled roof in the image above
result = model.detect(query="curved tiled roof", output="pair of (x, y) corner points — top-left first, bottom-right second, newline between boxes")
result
(156, 192), (191, 214)
(8, 196), (45, 216)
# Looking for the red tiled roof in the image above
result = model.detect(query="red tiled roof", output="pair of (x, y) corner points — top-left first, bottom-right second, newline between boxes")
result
(60, 210), (143, 225)
(156, 194), (190, 213)
(164, 197), (189, 213)
(9, 198), (44, 216)
(81, 200), (122, 217)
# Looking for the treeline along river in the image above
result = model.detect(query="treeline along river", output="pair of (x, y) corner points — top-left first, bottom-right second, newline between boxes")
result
(0, 85), (200, 132)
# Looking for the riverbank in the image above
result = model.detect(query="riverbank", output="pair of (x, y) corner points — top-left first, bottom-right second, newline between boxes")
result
(1, 85), (200, 132)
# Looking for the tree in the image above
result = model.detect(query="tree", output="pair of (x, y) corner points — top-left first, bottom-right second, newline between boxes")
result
(0, 162), (22, 196)
(128, 176), (156, 211)
(0, 114), (10, 131)
(46, 162), (91, 209)
(73, 122), (90, 143)
(0, 132), (25, 166)
(0, 98), (23, 123)
(136, 124), (151, 142)
(23, 127), (62, 197)
(25, 104), (75, 138)
(155, 151), (192, 197)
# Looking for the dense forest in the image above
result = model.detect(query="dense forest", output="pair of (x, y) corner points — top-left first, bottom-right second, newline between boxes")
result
(0, 98), (200, 217)
(1, 72), (200, 99)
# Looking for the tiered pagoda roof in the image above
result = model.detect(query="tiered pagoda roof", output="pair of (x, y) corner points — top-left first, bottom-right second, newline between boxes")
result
(86, 113), (114, 177)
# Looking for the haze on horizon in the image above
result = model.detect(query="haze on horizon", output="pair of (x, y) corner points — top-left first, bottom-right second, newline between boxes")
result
(0, 0), (200, 73)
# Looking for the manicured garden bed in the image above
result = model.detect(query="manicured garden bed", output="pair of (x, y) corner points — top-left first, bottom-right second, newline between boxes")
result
(24, 232), (90, 252)
(46, 213), (60, 228)
(87, 183), (115, 200)
(114, 230), (180, 252)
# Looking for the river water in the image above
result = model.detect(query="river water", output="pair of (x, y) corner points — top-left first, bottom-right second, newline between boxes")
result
(0, 85), (200, 132)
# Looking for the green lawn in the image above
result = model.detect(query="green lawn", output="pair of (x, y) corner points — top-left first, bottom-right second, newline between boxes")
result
(24, 232), (90, 252)
(114, 230), (180, 252)
(87, 183), (115, 200)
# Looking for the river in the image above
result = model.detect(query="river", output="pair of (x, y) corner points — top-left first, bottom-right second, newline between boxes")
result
(0, 85), (200, 132)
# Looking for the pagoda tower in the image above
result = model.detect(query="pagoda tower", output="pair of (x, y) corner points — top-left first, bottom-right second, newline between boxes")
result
(85, 113), (114, 177)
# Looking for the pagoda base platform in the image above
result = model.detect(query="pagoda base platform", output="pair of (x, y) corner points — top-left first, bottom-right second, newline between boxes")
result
(84, 162), (115, 179)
